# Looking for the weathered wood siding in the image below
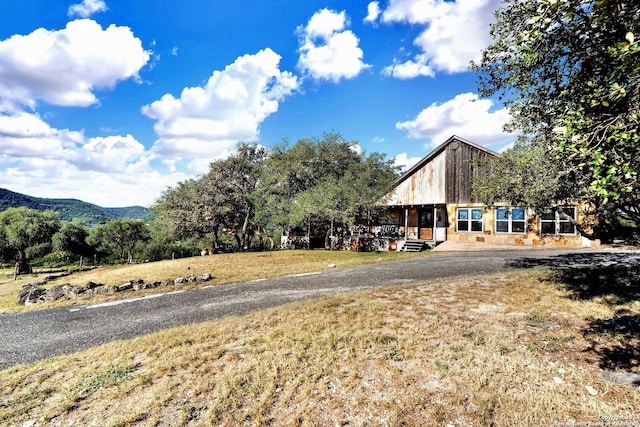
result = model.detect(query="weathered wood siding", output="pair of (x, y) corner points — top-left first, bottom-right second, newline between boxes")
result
(444, 141), (493, 204)
(383, 150), (447, 206)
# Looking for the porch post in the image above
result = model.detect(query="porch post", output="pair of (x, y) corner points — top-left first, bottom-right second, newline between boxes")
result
(404, 207), (409, 239)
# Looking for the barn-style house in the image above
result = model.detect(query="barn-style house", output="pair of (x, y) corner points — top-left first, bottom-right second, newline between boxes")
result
(368, 135), (599, 251)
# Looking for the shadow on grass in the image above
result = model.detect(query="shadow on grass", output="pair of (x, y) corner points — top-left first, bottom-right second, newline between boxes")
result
(509, 251), (640, 371)
(508, 252), (640, 303)
(584, 310), (640, 371)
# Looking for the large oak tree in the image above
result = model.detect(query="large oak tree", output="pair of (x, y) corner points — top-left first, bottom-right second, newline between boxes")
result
(473, 0), (639, 237)
(0, 207), (60, 274)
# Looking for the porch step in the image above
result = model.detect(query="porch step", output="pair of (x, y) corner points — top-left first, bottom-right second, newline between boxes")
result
(402, 240), (434, 252)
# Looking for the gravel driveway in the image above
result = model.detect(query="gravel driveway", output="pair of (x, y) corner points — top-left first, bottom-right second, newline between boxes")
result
(1, 248), (637, 370)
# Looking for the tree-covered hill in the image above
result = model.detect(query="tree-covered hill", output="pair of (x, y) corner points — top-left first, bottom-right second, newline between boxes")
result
(0, 188), (149, 226)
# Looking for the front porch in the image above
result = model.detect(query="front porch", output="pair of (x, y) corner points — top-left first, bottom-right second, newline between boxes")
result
(382, 204), (449, 251)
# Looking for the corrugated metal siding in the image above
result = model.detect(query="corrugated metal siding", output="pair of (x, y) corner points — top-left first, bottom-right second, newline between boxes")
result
(383, 150), (447, 206)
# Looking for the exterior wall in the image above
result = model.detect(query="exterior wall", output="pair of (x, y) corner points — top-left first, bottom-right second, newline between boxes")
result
(444, 141), (494, 204)
(383, 150), (447, 206)
(446, 203), (600, 248)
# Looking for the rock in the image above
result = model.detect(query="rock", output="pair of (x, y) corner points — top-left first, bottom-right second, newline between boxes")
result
(585, 385), (598, 395)
(17, 284), (46, 305)
(43, 285), (67, 302)
(601, 371), (640, 387)
(185, 275), (197, 283)
(62, 284), (74, 297)
(133, 280), (146, 291)
(63, 285), (87, 298)
(17, 284), (37, 305)
(174, 277), (185, 284)
(85, 281), (100, 289)
(327, 263), (337, 268)
(160, 279), (175, 287)
(25, 288), (47, 305)
(94, 285), (118, 294)
(118, 282), (133, 292)
(197, 273), (212, 282)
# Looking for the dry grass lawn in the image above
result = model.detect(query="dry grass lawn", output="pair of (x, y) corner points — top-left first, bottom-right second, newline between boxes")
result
(1, 252), (640, 426)
(0, 250), (424, 313)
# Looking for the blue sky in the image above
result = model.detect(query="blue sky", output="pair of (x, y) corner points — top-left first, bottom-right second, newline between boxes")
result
(0, 0), (514, 207)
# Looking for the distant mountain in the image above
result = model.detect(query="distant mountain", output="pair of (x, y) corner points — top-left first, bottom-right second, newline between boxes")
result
(0, 188), (150, 225)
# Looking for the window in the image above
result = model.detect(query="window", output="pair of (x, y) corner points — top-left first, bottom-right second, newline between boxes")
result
(540, 207), (576, 235)
(495, 207), (526, 233)
(457, 208), (483, 232)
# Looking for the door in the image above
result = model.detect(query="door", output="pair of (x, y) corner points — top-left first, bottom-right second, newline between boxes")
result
(435, 205), (447, 242)
(418, 207), (434, 240)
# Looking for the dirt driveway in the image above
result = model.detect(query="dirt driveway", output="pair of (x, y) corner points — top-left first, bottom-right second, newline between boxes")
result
(1, 248), (637, 369)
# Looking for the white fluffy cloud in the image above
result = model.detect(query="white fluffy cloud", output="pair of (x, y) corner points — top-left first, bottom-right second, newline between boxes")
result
(0, 111), (83, 158)
(76, 135), (147, 173)
(0, 19), (169, 206)
(68, 0), (108, 18)
(297, 9), (370, 82)
(0, 110), (179, 206)
(382, 54), (434, 79)
(395, 92), (513, 147)
(142, 48), (298, 162)
(1, 157), (184, 207)
(0, 19), (150, 108)
(377, 0), (499, 77)
(393, 152), (422, 172)
(364, 2), (381, 23)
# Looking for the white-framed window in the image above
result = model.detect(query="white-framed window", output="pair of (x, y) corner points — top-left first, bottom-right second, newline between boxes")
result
(540, 207), (577, 235)
(495, 207), (527, 234)
(456, 207), (484, 232)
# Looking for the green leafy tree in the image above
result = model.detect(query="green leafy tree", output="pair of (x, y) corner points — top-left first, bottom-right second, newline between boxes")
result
(255, 132), (399, 246)
(474, 0), (640, 234)
(472, 139), (583, 210)
(215, 143), (268, 249)
(152, 178), (224, 252)
(152, 143), (267, 252)
(88, 218), (150, 263)
(0, 207), (60, 274)
(153, 134), (398, 251)
(52, 220), (92, 264)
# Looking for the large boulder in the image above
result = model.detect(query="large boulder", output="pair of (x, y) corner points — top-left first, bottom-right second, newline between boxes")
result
(17, 284), (45, 305)
(160, 279), (175, 287)
(43, 285), (67, 302)
(94, 285), (118, 294)
(118, 282), (133, 292)
(62, 284), (88, 298)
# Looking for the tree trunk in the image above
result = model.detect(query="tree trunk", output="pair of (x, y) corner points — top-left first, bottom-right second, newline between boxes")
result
(325, 227), (332, 250)
(16, 250), (32, 275)
(241, 209), (252, 250)
(211, 227), (219, 254)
